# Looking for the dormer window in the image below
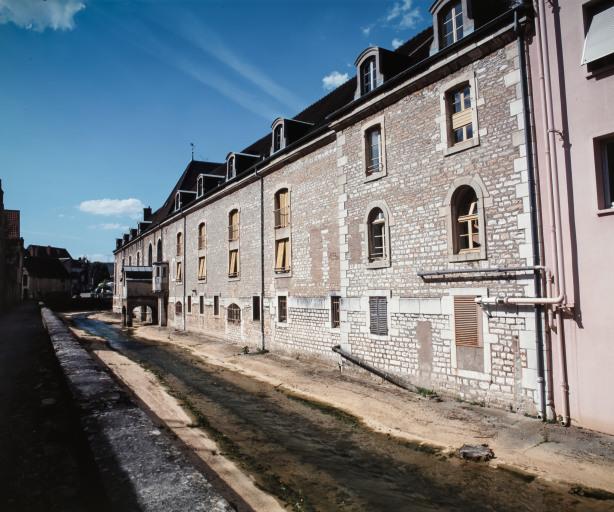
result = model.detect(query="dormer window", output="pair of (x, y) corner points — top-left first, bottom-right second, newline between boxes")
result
(174, 192), (181, 211)
(197, 175), (204, 198)
(273, 124), (284, 153)
(360, 56), (377, 95)
(227, 156), (236, 180)
(440, 0), (463, 48)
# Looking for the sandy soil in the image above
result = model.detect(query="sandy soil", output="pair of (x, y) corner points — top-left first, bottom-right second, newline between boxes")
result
(78, 311), (614, 497)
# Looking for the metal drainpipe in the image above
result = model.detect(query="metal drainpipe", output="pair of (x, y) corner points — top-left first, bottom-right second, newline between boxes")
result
(534, 0), (570, 426)
(256, 169), (266, 351)
(515, 10), (547, 421)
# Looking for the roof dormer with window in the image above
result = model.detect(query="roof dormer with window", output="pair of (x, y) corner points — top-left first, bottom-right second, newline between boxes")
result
(270, 118), (314, 155)
(227, 155), (236, 180)
(429, 0), (474, 55)
(354, 47), (412, 100)
(225, 152), (260, 181)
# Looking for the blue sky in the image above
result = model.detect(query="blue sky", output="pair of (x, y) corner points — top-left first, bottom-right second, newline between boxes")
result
(0, 0), (430, 262)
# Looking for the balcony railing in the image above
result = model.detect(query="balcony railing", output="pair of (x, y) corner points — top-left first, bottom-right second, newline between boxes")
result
(274, 206), (290, 229)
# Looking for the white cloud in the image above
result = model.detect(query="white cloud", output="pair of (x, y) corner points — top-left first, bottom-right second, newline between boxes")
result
(392, 38), (404, 49)
(0, 0), (85, 32)
(386, 0), (422, 30)
(79, 198), (144, 218)
(322, 71), (349, 91)
(90, 223), (129, 231)
(361, 25), (372, 36)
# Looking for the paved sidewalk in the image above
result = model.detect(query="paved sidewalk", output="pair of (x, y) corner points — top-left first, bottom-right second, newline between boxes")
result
(0, 302), (110, 512)
(109, 313), (614, 498)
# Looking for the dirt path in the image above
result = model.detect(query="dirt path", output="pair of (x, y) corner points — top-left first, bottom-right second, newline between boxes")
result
(67, 312), (614, 512)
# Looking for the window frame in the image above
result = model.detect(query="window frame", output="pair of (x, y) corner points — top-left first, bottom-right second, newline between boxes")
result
(363, 202), (392, 269)
(175, 260), (183, 282)
(199, 295), (204, 315)
(213, 295), (220, 317)
(227, 156), (236, 180)
(227, 303), (241, 325)
(273, 123), (285, 153)
(330, 296), (341, 329)
(228, 248), (239, 278)
(275, 238), (291, 274)
(277, 295), (288, 324)
(252, 295), (261, 322)
(187, 295), (192, 314)
(362, 116), (387, 181)
(228, 209), (240, 242)
(594, 134), (614, 214)
(274, 188), (290, 229)
(439, 0), (463, 49)
(198, 255), (207, 281)
(582, 0), (614, 75)
(360, 56), (377, 95)
(439, 72), (480, 156)
(197, 175), (205, 198)
(176, 232), (183, 256)
(198, 222), (206, 250)
(369, 296), (388, 336)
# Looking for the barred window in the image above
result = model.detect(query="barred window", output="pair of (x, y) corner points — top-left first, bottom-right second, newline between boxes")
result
(331, 296), (341, 328)
(227, 303), (241, 324)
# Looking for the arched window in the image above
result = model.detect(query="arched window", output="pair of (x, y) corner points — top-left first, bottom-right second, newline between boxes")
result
(228, 209), (239, 241)
(198, 223), (206, 250)
(156, 239), (163, 262)
(367, 208), (387, 261)
(452, 186), (480, 254)
(197, 175), (204, 197)
(227, 303), (241, 324)
(147, 243), (153, 266)
(440, 0), (463, 49)
(273, 124), (284, 153)
(360, 56), (377, 95)
(274, 188), (290, 228)
(176, 232), (183, 256)
(175, 301), (182, 316)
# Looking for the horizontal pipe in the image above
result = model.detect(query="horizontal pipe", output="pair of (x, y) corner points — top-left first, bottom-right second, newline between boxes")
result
(476, 294), (564, 306)
(417, 266), (544, 278)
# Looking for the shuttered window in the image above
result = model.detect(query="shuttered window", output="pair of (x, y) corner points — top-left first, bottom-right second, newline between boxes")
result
(582, 3), (614, 65)
(449, 85), (473, 144)
(369, 296), (388, 336)
(198, 256), (206, 280)
(175, 261), (182, 282)
(274, 189), (290, 228)
(275, 238), (290, 273)
(454, 295), (481, 347)
(228, 249), (239, 278)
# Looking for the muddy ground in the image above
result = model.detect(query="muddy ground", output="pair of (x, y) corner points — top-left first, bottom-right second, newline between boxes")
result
(67, 312), (614, 512)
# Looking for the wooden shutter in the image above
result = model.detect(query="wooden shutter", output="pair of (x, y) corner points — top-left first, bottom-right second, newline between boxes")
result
(454, 295), (480, 347)
(275, 239), (285, 270)
(229, 250), (237, 276)
(198, 256), (206, 279)
(176, 261), (182, 282)
(452, 107), (472, 130)
(369, 296), (388, 335)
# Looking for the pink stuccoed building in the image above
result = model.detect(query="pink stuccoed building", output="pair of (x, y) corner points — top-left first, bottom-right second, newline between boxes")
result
(529, 0), (614, 434)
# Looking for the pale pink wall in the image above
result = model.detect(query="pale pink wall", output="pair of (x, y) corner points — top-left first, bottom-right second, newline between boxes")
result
(529, 0), (614, 434)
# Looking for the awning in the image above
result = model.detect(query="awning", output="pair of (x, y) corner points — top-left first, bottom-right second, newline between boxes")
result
(581, 5), (614, 65)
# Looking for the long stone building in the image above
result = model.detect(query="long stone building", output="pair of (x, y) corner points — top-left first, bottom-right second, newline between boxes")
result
(114, 1), (547, 415)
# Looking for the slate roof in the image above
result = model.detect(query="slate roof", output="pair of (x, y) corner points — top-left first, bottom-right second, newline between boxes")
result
(27, 245), (72, 259)
(24, 257), (70, 279)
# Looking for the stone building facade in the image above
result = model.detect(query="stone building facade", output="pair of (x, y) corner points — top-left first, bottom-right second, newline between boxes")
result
(114, 1), (546, 414)
(0, 180), (23, 311)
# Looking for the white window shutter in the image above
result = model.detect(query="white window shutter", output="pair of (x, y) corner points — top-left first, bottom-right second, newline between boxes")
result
(582, 5), (614, 65)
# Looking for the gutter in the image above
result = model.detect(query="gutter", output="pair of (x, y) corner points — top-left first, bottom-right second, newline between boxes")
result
(255, 168), (266, 351)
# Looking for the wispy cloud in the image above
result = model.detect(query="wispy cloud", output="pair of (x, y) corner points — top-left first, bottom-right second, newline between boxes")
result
(90, 223), (129, 231)
(0, 0), (85, 32)
(79, 198), (144, 218)
(392, 38), (404, 49)
(386, 0), (422, 29)
(361, 25), (373, 36)
(322, 71), (349, 91)
(178, 18), (304, 112)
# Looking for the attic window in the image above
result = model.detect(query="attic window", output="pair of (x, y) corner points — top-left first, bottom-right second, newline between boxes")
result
(440, 0), (463, 48)
(360, 56), (377, 95)
(273, 124), (284, 153)
(197, 175), (204, 198)
(174, 192), (181, 211)
(228, 156), (236, 180)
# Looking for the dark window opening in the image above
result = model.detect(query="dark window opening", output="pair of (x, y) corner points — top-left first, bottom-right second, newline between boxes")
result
(252, 295), (261, 321)
(214, 295), (220, 316)
(278, 295), (287, 323)
(228, 303), (241, 324)
(331, 296), (341, 328)
(367, 208), (386, 261)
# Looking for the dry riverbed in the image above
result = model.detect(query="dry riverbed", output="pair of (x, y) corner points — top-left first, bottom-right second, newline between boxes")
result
(64, 311), (614, 512)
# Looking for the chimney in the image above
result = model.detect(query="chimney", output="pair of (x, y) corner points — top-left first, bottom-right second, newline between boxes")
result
(116, 238), (123, 250)
(130, 228), (137, 239)
(123, 233), (130, 243)
(143, 207), (152, 221)
(47, 245), (52, 256)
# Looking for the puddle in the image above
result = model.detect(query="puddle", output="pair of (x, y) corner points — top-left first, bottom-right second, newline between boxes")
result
(72, 314), (614, 512)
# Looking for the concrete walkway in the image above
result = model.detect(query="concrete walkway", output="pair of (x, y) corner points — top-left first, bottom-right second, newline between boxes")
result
(0, 302), (110, 512)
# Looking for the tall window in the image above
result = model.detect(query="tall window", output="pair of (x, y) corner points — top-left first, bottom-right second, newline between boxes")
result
(228, 249), (239, 278)
(128, 256), (132, 266)
(187, 296), (192, 313)
(252, 295), (261, 321)
(197, 175), (204, 197)
(136, 252), (140, 266)
(367, 208), (387, 261)
(278, 295), (287, 323)
(213, 295), (220, 316)
(198, 256), (206, 280)
(227, 303), (241, 324)
(365, 126), (382, 175)
(449, 84), (473, 144)
(198, 223), (206, 250)
(176, 261), (183, 282)
(175, 192), (181, 211)
(360, 56), (377, 95)
(440, 0), (463, 48)
(273, 124), (284, 153)
(176, 232), (183, 256)
(275, 238), (291, 273)
(597, 137), (614, 209)
(199, 295), (204, 314)
(147, 243), (152, 266)
(175, 301), (182, 316)
(157, 239), (163, 262)
(228, 209), (240, 241)
(369, 296), (388, 336)
(228, 156), (236, 179)
(453, 186), (480, 254)
(331, 296), (341, 328)
(274, 188), (290, 228)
